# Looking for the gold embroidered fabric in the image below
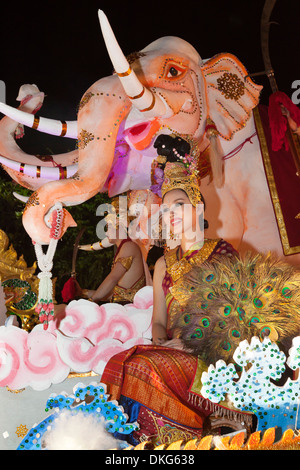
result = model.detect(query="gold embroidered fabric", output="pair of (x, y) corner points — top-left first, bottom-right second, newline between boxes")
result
(111, 275), (146, 303)
(115, 256), (133, 271)
(165, 239), (220, 283)
(146, 409), (200, 447)
(165, 239), (220, 330)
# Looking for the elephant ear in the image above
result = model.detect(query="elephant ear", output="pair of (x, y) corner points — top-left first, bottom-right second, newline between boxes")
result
(202, 53), (262, 140)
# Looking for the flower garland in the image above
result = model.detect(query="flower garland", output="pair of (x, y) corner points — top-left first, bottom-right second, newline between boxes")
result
(34, 202), (65, 330)
(150, 148), (199, 199)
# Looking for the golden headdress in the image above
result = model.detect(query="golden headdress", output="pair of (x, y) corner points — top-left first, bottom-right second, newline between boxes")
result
(105, 194), (134, 229)
(161, 162), (202, 207)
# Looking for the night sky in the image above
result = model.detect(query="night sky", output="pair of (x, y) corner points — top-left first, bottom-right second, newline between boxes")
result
(0, 0), (299, 156)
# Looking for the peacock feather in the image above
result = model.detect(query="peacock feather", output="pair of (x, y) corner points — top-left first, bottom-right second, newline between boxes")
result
(171, 252), (300, 365)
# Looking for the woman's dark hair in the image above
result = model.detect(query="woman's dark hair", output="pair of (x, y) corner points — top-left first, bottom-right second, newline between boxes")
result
(200, 193), (209, 230)
(154, 134), (190, 161)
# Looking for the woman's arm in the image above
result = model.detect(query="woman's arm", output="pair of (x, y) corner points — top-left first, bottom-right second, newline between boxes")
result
(83, 241), (139, 302)
(87, 261), (127, 302)
(151, 256), (168, 345)
(151, 255), (187, 351)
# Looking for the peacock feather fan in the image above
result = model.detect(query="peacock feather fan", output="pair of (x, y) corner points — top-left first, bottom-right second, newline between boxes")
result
(171, 252), (300, 366)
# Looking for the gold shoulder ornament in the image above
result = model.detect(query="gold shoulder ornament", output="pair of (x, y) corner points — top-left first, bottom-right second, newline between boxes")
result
(165, 239), (220, 284)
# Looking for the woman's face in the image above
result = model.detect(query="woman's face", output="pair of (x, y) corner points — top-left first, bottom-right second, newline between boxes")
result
(161, 189), (203, 241)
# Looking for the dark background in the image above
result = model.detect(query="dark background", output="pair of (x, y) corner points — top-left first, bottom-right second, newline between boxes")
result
(0, 0), (299, 155)
(0, 0), (299, 298)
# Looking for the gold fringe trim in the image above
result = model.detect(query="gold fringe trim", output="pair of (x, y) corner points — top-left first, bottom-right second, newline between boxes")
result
(188, 392), (253, 426)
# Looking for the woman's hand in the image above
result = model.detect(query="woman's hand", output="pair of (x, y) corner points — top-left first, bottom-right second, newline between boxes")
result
(53, 303), (67, 328)
(71, 279), (83, 297)
(152, 336), (188, 351)
(152, 335), (168, 346)
(160, 338), (187, 350)
(152, 321), (168, 346)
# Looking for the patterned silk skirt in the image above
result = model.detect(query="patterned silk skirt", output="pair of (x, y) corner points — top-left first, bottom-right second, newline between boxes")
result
(101, 345), (213, 446)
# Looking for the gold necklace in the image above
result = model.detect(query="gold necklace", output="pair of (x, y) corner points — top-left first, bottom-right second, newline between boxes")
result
(165, 239), (220, 283)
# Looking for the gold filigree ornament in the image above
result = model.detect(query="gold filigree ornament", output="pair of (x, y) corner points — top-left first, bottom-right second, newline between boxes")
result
(77, 129), (95, 150)
(165, 239), (220, 284)
(126, 51), (147, 65)
(217, 72), (245, 101)
(15, 424), (29, 439)
(156, 423), (196, 447)
(78, 92), (95, 111)
(23, 191), (40, 216)
(105, 194), (135, 229)
(0, 229), (52, 331)
(161, 162), (202, 207)
(0, 230), (36, 284)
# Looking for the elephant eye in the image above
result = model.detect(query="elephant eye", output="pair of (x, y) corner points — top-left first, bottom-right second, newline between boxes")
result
(169, 67), (179, 77)
(164, 61), (188, 81)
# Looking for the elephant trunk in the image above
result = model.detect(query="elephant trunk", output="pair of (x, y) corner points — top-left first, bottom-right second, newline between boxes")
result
(0, 154), (78, 180)
(0, 92), (80, 189)
(0, 102), (78, 139)
(22, 77), (131, 244)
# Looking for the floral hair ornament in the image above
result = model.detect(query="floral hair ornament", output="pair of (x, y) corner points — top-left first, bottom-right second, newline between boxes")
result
(150, 155), (166, 198)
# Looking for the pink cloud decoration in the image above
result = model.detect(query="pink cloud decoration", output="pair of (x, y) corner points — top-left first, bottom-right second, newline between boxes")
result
(0, 287), (153, 391)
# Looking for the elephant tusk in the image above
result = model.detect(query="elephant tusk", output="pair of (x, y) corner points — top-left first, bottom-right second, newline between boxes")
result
(98, 10), (168, 117)
(13, 192), (29, 203)
(79, 237), (114, 251)
(0, 102), (78, 139)
(0, 154), (78, 180)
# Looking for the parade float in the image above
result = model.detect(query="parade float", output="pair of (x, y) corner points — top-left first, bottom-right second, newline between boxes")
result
(0, 230), (153, 450)
(0, 0), (300, 451)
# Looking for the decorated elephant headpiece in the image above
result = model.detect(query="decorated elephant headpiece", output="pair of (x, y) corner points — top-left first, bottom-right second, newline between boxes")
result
(99, 9), (262, 190)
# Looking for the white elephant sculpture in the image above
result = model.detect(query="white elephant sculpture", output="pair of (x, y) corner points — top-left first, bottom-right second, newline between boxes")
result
(0, 10), (299, 266)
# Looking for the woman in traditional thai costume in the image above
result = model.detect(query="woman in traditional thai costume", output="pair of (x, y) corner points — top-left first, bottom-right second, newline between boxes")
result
(54, 199), (151, 323)
(101, 162), (254, 446)
(79, 196), (152, 304)
(80, 232), (147, 305)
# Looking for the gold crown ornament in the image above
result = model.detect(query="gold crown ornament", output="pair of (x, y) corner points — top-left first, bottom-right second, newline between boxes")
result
(161, 162), (202, 207)
(105, 194), (134, 229)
